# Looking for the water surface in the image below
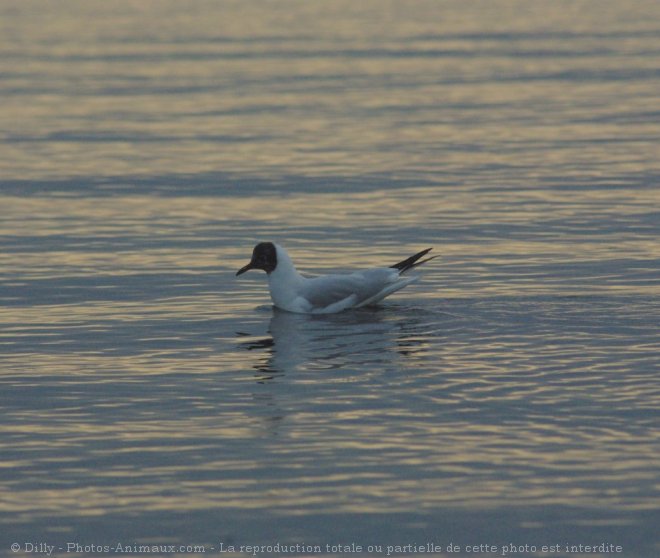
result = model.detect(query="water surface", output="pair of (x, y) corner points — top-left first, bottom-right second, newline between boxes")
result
(1, 1), (659, 557)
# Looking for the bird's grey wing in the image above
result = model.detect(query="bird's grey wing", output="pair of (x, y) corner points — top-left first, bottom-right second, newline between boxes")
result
(300, 269), (396, 311)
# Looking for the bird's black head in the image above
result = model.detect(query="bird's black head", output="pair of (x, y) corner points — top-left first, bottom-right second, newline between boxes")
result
(236, 242), (278, 275)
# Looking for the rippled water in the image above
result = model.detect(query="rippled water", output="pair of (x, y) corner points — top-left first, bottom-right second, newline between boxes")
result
(1, 1), (659, 557)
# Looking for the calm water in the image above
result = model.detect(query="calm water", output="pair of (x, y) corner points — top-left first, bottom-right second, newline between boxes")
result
(1, 1), (659, 557)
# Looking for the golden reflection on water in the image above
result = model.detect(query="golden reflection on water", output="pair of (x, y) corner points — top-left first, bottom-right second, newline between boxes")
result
(4, 1), (660, 182)
(3, 411), (657, 519)
(2, 1), (660, 551)
(2, 188), (659, 298)
(3, 279), (658, 521)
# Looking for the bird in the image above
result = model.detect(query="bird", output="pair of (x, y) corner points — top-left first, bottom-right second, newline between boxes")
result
(236, 242), (436, 314)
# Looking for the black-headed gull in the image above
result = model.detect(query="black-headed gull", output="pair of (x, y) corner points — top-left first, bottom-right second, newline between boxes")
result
(236, 242), (436, 314)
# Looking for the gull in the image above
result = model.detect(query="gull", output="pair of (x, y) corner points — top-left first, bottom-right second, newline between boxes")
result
(236, 242), (436, 314)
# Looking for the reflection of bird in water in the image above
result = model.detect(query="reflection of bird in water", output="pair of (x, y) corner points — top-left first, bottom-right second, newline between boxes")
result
(235, 307), (437, 437)
(237, 306), (434, 381)
(236, 242), (437, 314)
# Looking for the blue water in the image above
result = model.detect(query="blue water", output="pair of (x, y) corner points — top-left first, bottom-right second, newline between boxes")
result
(1, 1), (659, 557)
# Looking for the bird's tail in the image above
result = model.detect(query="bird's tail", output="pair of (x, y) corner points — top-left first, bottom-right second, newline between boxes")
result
(390, 248), (437, 274)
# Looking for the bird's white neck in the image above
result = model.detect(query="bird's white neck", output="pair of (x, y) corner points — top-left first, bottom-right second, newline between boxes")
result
(267, 245), (304, 310)
(272, 244), (299, 276)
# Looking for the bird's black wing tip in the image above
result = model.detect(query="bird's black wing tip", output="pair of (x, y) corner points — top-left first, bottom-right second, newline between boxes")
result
(390, 247), (435, 272)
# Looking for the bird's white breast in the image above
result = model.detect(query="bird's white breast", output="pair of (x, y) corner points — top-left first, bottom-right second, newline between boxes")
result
(266, 250), (307, 312)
